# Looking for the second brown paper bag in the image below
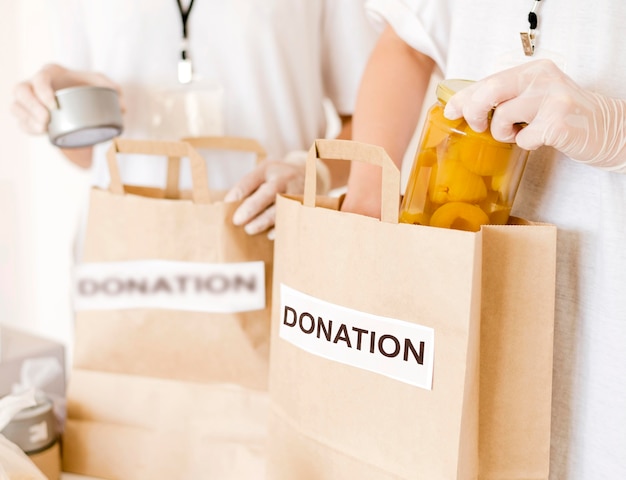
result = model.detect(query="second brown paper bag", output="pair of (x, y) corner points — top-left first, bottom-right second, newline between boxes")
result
(64, 137), (273, 479)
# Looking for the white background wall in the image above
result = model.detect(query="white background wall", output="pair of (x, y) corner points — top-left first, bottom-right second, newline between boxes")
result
(0, 0), (91, 354)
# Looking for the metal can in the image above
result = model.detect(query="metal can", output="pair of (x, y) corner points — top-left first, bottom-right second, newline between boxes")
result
(48, 85), (123, 148)
(1, 393), (61, 480)
(399, 79), (530, 232)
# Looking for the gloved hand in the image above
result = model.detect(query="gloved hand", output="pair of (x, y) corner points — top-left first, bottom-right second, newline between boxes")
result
(11, 63), (124, 136)
(224, 150), (331, 236)
(443, 59), (626, 172)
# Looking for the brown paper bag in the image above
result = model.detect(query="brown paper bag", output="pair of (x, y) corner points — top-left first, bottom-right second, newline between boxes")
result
(63, 370), (269, 479)
(267, 139), (556, 479)
(65, 137), (273, 479)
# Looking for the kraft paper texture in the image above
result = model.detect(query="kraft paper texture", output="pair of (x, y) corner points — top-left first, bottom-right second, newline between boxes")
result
(267, 139), (556, 480)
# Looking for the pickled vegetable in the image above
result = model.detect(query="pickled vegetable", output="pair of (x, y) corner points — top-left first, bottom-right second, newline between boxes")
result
(430, 202), (490, 232)
(429, 159), (487, 204)
(450, 127), (512, 176)
(399, 210), (429, 225)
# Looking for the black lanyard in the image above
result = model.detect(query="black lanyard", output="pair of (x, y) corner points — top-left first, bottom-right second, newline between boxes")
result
(520, 0), (543, 56)
(176, 0), (196, 82)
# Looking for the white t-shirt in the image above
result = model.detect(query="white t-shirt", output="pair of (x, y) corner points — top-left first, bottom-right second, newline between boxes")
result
(49, 0), (378, 190)
(367, 1), (626, 479)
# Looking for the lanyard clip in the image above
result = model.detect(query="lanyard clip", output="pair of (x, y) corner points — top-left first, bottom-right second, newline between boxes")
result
(520, 30), (536, 56)
(178, 38), (193, 84)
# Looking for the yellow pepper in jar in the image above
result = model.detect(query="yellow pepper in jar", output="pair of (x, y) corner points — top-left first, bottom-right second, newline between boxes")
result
(428, 159), (487, 204)
(430, 202), (490, 232)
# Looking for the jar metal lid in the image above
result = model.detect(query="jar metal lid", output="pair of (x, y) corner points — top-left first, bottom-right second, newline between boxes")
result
(48, 85), (123, 148)
(436, 79), (475, 104)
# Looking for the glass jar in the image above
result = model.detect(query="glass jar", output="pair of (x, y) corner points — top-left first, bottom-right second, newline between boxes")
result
(399, 79), (530, 232)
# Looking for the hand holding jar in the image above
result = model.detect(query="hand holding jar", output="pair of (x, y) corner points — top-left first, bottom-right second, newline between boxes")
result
(443, 59), (626, 172)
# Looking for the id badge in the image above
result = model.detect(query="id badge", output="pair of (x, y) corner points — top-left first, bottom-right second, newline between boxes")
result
(147, 78), (225, 140)
(145, 78), (256, 191)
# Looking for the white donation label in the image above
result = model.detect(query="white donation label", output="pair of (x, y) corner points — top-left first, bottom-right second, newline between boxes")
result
(279, 284), (434, 389)
(74, 260), (265, 313)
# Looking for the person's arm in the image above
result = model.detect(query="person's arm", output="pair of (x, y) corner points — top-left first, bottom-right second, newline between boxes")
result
(11, 63), (124, 169)
(341, 25), (435, 218)
(60, 147), (94, 169)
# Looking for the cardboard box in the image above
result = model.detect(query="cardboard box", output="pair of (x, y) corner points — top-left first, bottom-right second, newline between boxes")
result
(0, 325), (66, 398)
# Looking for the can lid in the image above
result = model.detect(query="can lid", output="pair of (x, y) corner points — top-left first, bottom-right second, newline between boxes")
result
(436, 79), (475, 104)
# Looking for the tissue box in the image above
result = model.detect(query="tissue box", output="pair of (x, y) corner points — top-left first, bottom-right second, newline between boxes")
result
(0, 325), (66, 398)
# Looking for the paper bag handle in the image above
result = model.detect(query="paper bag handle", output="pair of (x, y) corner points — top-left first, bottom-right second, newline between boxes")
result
(172, 136), (267, 199)
(303, 139), (400, 224)
(106, 138), (211, 203)
(181, 136), (267, 164)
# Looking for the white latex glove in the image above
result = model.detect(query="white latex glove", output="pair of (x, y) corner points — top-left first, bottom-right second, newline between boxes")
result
(11, 63), (124, 136)
(224, 150), (331, 236)
(444, 59), (626, 172)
